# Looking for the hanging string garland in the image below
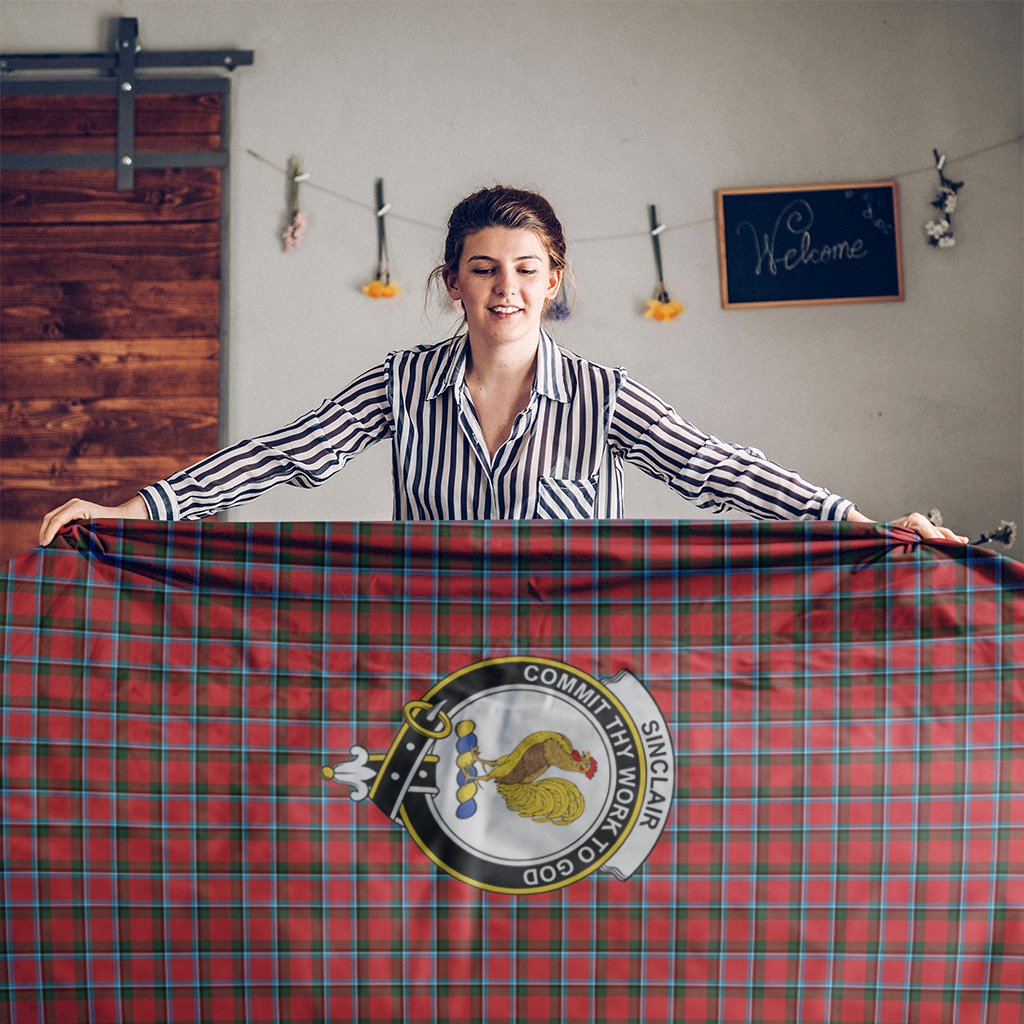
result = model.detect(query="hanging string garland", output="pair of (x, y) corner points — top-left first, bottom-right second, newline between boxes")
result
(361, 178), (402, 299)
(250, 133), (1021, 306)
(644, 205), (685, 323)
(924, 149), (964, 249)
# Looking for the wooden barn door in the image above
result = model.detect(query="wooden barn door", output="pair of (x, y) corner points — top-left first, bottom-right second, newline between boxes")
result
(0, 21), (250, 562)
(0, 94), (223, 561)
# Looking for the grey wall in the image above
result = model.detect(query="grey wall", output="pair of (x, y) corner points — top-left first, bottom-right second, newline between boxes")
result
(4, 0), (1022, 556)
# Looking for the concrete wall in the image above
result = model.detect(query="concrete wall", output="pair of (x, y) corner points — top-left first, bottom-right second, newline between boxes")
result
(4, 0), (1022, 555)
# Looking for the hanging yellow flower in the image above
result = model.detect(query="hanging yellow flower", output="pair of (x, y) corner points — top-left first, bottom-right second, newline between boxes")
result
(361, 279), (403, 299)
(644, 298), (685, 322)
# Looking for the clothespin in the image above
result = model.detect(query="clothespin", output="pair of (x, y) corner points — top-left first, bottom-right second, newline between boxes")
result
(287, 156), (310, 218)
(375, 178), (391, 285)
(932, 148), (963, 192)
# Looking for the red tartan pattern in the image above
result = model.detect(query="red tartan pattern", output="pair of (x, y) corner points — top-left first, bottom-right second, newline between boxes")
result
(1, 520), (1022, 1023)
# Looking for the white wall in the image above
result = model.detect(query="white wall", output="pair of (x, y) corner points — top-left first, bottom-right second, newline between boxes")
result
(4, 0), (1022, 555)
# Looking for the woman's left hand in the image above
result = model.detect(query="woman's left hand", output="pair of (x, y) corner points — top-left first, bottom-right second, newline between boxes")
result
(847, 509), (970, 544)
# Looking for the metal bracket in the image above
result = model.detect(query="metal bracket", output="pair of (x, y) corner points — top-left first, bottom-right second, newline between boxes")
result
(116, 18), (140, 189)
(1, 16), (254, 190)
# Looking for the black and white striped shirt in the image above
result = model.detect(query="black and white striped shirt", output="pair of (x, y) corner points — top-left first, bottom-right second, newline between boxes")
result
(140, 331), (854, 522)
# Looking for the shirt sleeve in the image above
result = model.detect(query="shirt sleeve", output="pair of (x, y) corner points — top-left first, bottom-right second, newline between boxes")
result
(607, 374), (855, 521)
(138, 360), (394, 520)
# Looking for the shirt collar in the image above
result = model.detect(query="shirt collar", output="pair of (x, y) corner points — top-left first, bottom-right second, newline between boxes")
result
(426, 329), (570, 403)
(426, 334), (469, 399)
(535, 328), (571, 403)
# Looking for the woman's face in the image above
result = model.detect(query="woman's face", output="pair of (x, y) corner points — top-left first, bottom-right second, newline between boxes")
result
(445, 227), (561, 350)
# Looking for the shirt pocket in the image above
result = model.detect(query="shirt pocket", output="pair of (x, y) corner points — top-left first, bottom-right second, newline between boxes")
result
(534, 475), (599, 519)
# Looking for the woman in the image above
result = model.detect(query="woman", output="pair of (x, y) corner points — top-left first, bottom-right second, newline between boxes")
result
(38, 186), (968, 545)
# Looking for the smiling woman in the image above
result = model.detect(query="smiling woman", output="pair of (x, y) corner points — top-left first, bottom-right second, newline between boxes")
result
(38, 185), (968, 544)
(442, 225), (561, 459)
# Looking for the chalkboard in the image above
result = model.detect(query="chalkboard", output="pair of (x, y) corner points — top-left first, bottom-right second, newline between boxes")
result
(716, 181), (904, 309)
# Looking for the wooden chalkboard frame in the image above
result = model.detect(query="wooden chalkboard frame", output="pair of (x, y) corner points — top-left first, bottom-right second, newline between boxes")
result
(716, 181), (904, 309)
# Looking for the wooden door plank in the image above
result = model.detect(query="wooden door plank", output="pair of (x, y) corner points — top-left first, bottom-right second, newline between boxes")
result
(1, 222), (220, 283)
(2, 279), (220, 340)
(0, 94), (223, 137)
(1, 339), (219, 398)
(1, 169), (222, 224)
(2, 455), (206, 520)
(0, 134), (223, 155)
(1, 396), (219, 458)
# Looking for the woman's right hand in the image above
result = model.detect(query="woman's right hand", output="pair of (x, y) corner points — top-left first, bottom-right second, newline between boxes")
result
(38, 494), (150, 547)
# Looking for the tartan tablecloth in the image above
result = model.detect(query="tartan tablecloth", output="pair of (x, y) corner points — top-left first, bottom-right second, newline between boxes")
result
(1, 520), (1022, 1023)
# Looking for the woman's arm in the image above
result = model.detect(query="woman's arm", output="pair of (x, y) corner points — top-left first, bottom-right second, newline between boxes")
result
(609, 375), (852, 520)
(609, 375), (968, 542)
(37, 360), (393, 544)
(141, 361), (393, 520)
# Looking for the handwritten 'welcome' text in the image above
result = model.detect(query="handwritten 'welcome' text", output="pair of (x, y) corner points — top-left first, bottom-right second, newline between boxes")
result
(736, 200), (868, 277)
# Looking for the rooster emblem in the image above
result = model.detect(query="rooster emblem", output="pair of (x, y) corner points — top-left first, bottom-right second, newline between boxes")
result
(323, 658), (673, 893)
(457, 726), (598, 826)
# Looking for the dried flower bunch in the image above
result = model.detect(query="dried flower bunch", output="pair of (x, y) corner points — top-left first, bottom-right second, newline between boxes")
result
(363, 178), (402, 299)
(282, 156), (309, 253)
(644, 204), (685, 322)
(924, 150), (963, 249)
(975, 521), (1017, 548)
(546, 277), (572, 322)
(932, 510), (1017, 548)
(282, 210), (308, 252)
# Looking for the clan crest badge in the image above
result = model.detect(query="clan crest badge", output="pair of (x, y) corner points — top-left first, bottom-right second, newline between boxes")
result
(322, 657), (674, 894)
